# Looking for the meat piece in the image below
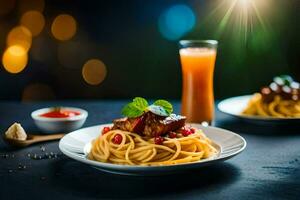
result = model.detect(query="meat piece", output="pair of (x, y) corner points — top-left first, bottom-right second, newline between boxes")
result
(112, 115), (145, 133)
(112, 117), (133, 132)
(143, 112), (186, 137)
(112, 112), (186, 137)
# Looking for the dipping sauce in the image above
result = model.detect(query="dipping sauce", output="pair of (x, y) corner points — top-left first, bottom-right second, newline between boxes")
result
(39, 109), (81, 118)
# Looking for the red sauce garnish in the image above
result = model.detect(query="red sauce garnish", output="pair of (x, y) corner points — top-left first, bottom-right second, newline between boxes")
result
(40, 110), (81, 118)
(154, 136), (164, 145)
(168, 132), (177, 138)
(181, 127), (194, 137)
(113, 134), (123, 144)
(102, 127), (111, 135)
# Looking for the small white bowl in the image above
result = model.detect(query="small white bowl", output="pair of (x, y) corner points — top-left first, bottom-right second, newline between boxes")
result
(31, 107), (88, 133)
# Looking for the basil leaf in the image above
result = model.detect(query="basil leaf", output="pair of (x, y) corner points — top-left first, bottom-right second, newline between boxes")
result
(121, 102), (144, 118)
(121, 97), (172, 118)
(280, 75), (293, 86)
(274, 75), (293, 86)
(148, 105), (169, 116)
(133, 97), (148, 110)
(153, 100), (173, 114)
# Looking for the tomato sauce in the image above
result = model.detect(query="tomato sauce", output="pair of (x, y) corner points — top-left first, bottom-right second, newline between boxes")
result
(40, 110), (81, 118)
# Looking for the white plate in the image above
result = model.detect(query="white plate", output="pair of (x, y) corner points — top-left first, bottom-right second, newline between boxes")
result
(218, 95), (300, 123)
(59, 124), (246, 176)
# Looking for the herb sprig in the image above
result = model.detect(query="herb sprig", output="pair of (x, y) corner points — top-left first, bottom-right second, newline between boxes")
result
(121, 97), (173, 118)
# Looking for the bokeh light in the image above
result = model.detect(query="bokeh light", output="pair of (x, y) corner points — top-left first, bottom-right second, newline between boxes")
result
(7, 26), (32, 51)
(0, 0), (16, 15)
(82, 59), (107, 85)
(51, 14), (77, 41)
(2, 45), (28, 74)
(22, 83), (55, 101)
(158, 4), (196, 40)
(18, 0), (44, 13)
(20, 11), (45, 36)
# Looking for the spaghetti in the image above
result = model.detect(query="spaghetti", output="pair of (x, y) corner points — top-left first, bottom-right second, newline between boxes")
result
(88, 129), (218, 166)
(242, 93), (300, 118)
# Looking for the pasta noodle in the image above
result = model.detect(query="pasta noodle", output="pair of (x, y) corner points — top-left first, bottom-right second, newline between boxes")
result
(88, 129), (218, 166)
(242, 93), (300, 118)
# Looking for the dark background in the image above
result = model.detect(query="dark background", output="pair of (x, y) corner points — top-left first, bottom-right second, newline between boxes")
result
(0, 0), (299, 101)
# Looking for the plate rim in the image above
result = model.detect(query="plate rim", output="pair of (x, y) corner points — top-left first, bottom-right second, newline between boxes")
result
(217, 95), (300, 121)
(59, 123), (247, 171)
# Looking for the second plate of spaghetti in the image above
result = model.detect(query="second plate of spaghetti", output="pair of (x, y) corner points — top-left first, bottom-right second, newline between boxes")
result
(218, 75), (300, 123)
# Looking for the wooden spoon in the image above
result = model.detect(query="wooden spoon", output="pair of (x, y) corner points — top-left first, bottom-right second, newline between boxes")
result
(3, 133), (65, 148)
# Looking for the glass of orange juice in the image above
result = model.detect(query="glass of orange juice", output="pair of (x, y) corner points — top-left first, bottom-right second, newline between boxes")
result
(179, 40), (218, 125)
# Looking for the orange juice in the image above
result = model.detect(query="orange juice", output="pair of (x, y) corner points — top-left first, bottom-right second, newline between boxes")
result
(179, 47), (217, 123)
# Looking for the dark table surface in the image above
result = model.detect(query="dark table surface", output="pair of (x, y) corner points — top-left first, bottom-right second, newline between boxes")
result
(1, 100), (300, 200)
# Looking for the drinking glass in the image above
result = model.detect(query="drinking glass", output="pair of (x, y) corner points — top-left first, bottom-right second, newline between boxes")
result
(179, 40), (218, 125)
